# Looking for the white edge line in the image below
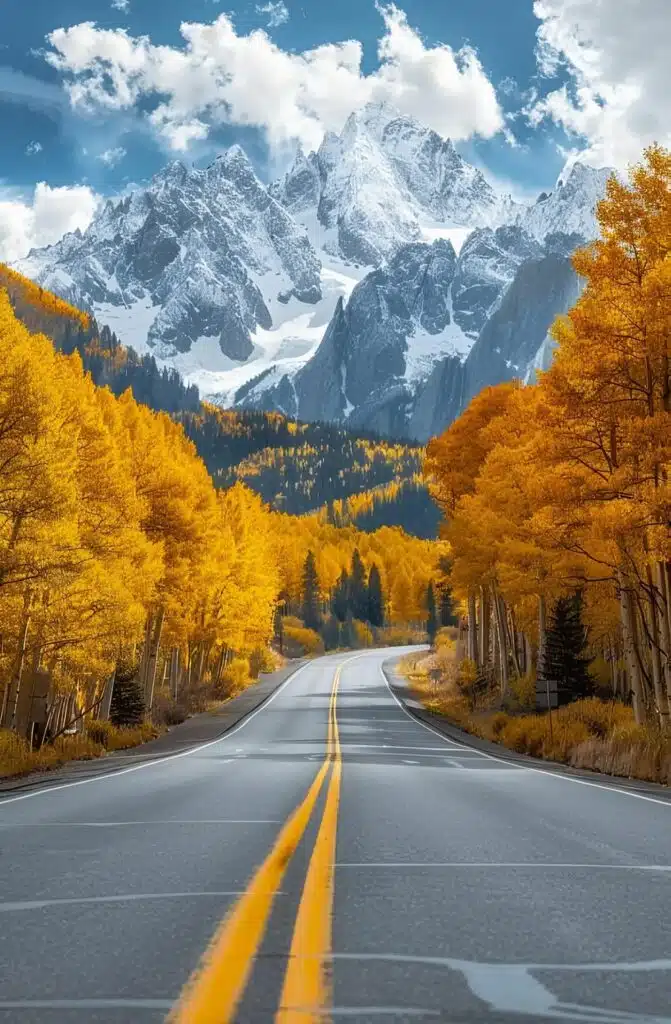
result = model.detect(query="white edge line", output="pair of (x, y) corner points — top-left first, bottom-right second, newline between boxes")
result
(0, 660), (314, 808)
(380, 662), (671, 809)
(0, 648), (378, 809)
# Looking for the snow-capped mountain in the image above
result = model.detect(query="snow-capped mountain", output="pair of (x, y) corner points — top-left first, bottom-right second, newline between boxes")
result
(18, 148), (322, 365)
(14, 101), (614, 440)
(271, 102), (518, 266)
(518, 162), (613, 242)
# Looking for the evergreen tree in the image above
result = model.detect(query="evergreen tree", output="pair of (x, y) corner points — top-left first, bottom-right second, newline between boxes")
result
(542, 592), (592, 703)
(426, 582), (439, 644)
(350, 549), (369, 621)
(332, 568), (350, 622)
(301, 550), (322, 631)
(367, 564), (385, 627)
(439, 583), (458, 627)
(437, 556), (458, 626)
(321, 614), (341, 651)
(110, 661), (145, 727)
(340, 614), (356, 649)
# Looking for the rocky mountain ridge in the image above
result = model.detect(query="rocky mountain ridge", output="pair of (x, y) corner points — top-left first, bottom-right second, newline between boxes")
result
(14, 102), (613, 440)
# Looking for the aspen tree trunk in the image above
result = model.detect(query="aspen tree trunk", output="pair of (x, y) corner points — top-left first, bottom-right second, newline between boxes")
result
(169, 648), (180, 700)
(3, 591), (33, 731)
(214, 646), (226, 689)
(144, 607), (165, 711)
(643, 566), (669, 724)
(619, 583), (647, 726)
(507, 604), (522, 679)
(467, 592), (478, 665)
(478, 587), (490, 670)
(491, 586), (509, 696)
(98, 670), (116, 721)
(537, 594), (548, 685)
(524, 635), (532, 677)
(192, 644), (209, 688)
(657, 561), (671, 709)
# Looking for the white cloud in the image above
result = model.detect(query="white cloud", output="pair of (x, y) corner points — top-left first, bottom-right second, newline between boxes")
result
(256, 2), (289, 29)
(531, 0), (671, 168)
(98, 145), (127, 166)
(0, 182), (99, 262)
(25, 140), (43, 155)
(111, 0), (130, 12)
(44, 4), (504, 154)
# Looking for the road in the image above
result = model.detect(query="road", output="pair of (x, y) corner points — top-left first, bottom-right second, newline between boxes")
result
(1, 647), (670, 1023)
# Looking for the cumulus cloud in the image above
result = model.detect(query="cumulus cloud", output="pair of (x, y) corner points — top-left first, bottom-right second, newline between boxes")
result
(531, 0), (671, 168)
(256, 2), (289, 29)
(43, 4), (504, 153)
(98, 145), (126, 166)
(111, 0), (130, 12)
(0, 182), (99, 262)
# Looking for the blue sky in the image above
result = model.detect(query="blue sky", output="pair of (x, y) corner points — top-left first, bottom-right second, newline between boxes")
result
(0, 0), (667, 260)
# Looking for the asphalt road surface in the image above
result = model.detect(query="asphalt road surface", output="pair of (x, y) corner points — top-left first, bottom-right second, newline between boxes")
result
(1, 648), (671, 1023)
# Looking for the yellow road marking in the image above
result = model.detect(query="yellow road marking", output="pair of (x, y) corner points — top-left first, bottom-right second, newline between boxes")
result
(275, 667), (343, 1023)
(167, 669), (340, 1024)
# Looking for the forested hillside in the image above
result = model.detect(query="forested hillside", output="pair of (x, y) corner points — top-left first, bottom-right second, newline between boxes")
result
(0, 265), (200, 414)
(3, 267), (437, 537)
(180, 404), (436, 530)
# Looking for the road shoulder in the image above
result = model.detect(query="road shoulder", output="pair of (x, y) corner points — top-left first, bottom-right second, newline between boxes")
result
(383, 658), (671, 803)
(0, 659), (307, 797)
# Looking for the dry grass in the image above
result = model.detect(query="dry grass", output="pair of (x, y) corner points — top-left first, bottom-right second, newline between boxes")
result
(403, 651), (671, 786)
(0, 721), (162, 780)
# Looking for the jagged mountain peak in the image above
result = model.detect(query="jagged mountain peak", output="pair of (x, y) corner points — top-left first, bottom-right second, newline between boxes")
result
(15, 103), (616, 444)
(520, 160), (614, 242)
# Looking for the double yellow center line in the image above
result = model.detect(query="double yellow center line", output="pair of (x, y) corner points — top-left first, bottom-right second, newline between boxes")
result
(169, 664), (343, 1024)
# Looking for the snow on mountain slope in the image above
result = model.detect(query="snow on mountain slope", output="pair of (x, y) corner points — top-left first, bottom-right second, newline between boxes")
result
(519, 162), (613, 242)
(13, 100), (614, 439)
(17, 148), (322, 364)
(271, 101), (518, 267)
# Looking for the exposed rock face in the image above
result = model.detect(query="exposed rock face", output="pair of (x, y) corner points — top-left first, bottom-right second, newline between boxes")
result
(16, 101), (614, 440)
(518, 162), (613, 242)
(17, 148), (321, 360)
(271, 102), (515, 266)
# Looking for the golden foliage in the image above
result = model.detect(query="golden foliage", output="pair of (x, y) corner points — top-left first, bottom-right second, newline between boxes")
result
(425, 146), (671, 726)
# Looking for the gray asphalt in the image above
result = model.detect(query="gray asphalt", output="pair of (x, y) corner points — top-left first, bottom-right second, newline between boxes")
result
(0, 647), (670, 1023)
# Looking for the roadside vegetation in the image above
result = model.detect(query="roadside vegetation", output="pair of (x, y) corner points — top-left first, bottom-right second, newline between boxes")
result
(415, 148), (671, 786)
(403, 635), (671, 785)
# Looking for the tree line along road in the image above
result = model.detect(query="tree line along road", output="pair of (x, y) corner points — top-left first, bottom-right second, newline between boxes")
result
(0, 647), (670, 1022)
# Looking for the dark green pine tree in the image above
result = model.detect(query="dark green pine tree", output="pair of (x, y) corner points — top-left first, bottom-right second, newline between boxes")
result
(109, 660), (145, 727)
(332, 568), (350, 622)
(301, 550), (322, 631)
(367, 564), (385, 627)
(340, 614), (356, 649)
(350, 549), (369, 622)
(437, 555), (459, 626)
(543, 592), (592, 703)
(426, 582), (439, 645)
(321, 614), (341, 651)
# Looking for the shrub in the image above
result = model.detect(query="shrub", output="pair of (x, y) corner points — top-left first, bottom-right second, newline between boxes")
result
(216, 657), (251, 697)
(283, 625), (324, 657)
(87, 719), (159, 750)
(509, 671), (536, 711)
(435, 627), (457, 651)
(374, 625), (426, 646)
(353, 620), (374, 648)
(151, 691), (189, 727)
(249, 647), (277, 679)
